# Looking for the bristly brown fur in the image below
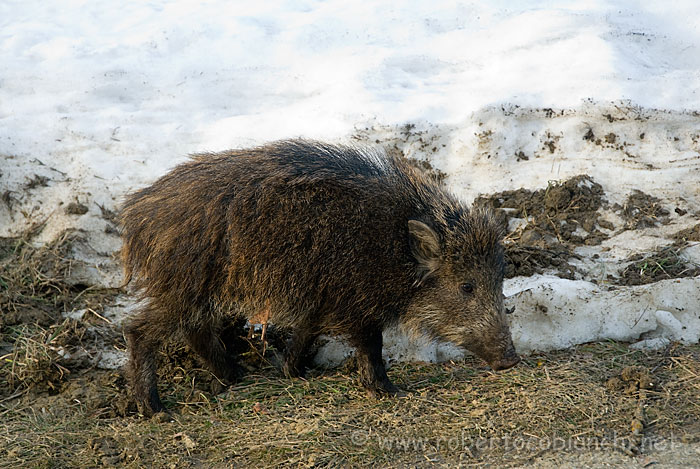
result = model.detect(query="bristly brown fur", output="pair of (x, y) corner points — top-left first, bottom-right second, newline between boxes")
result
(120, 139), (518, 415)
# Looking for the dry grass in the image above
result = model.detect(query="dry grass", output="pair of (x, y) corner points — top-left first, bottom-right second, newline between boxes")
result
(2, 342), (699, 468)
(1, 230), (83, 318)
(0, 229), (119, 398)
(1, 320), (79, 396)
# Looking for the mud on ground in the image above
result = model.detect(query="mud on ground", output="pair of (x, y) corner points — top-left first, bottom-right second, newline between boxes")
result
(616, 244), (700, 286)
(474, 175), (608, 279)
(673, 222), (700, 242)
(472, 175), (700, 286)
(614, 190), (671, 230)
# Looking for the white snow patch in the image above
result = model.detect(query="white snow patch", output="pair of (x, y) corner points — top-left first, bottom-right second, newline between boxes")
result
(506, 276), (700, 352)
(313, 328), (464, 369)
(97, 350), (128, 370)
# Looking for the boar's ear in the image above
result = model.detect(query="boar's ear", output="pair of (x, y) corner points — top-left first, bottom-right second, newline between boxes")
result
(408, 220), (441, 285)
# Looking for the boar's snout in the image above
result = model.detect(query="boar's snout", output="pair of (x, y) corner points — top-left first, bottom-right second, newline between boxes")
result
(489, 348), (520, 371)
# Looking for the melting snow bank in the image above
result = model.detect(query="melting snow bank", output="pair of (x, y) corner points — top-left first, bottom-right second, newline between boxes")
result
(4, 101), (700, 285)
(506, 275), (700, 353)
(31, 101), (700, 368)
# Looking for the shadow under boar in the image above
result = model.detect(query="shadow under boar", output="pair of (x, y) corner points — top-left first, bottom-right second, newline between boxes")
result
(120, 139), (519, 415)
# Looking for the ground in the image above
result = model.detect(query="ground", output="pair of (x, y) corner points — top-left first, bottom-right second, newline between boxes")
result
(2, 166), (699, 468)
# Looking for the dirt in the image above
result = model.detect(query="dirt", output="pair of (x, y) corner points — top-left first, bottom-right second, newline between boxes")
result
(673, 222), (700, 242)
(476, 175), (608, 246)
(64, 201), (89, 215)
(616, 244), (700, 286)
(3, 331), (699, 468)
(97, 202), (121, 235)
(404, 157), (448, 183)
(503, 245), (578, 279)
(470, 175), (699, 285)
(474, 174), (608, 278)
(605, 365), (654, 394)
(582, 127), (647, 161)
(152, 321), (292, 405)
(613, 190), (671, 230)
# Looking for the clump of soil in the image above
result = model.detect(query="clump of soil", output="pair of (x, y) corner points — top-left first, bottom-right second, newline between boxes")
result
(475, 175), (607, 278)
(504, 246), (577, 279)
(64, 201), (89, 215)
(673, 223), (700, 242)
(606, 365), (654, 394)
(616, 244), (700, 285)
(613, 190), (670, 230)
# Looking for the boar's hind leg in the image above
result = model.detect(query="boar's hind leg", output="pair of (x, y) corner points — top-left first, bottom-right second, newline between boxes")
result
(124, 307), (168, 416)
(283, 326), (319, 378)
(183, 320), (240, 383)
(351, 327), (400, 397)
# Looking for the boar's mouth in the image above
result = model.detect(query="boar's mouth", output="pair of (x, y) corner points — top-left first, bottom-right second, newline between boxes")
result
(464, 334), (520, 372)
(488, 349), (520, 371)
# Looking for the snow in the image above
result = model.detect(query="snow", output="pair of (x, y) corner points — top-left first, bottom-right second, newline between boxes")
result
(2, 0), (699, 367)
(506, 276), (700, 352)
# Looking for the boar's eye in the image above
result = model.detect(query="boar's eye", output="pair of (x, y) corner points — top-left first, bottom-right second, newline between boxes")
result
(460, 282), (474, 295)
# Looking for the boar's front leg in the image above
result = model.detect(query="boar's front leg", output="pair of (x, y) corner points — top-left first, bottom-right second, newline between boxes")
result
(351, 327), (400, 397)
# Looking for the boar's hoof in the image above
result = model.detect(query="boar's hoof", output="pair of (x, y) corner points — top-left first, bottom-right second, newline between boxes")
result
(151, 411), (175, 423)
(363, 380), (406, 398)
